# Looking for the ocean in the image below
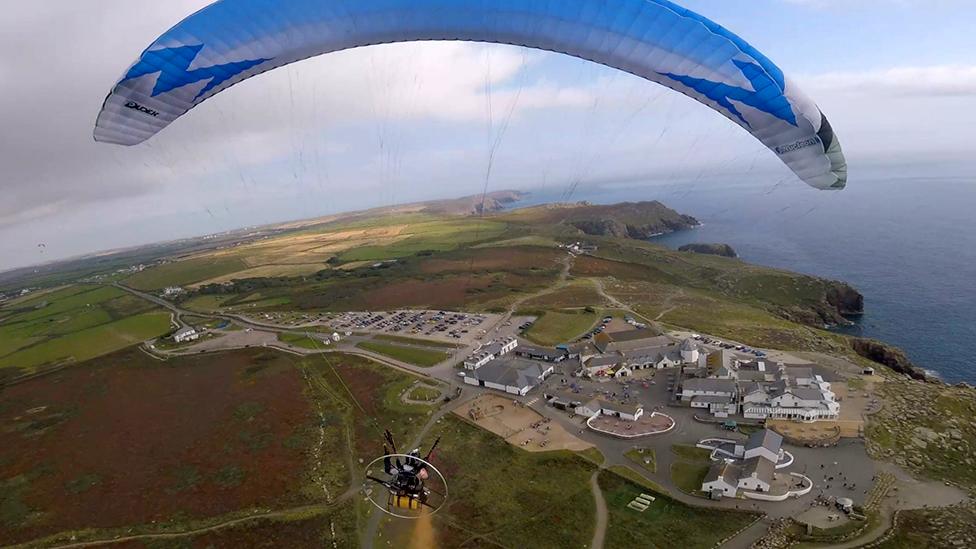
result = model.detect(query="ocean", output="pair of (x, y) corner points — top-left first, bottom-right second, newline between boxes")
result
(519, 177), (976, 383)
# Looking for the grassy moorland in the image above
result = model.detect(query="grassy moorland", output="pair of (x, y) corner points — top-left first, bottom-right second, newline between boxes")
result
(0, 349), (437, 546)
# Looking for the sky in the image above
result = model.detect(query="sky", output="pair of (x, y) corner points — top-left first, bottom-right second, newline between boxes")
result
(1, 0), (974, 271)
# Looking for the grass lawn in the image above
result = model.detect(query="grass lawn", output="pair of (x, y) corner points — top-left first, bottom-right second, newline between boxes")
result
(406, 384), (441, 402)
(277, 332), (325, 350)
(372, 334), (459, 349)
(523, 310), (598, 346)
(671, 444), (713, 461)
(599, 469), (759, 549)
(577, 447), (606, 466)
(355, 341), (450, 367)
(625, 447), (657, 473)
(670, 462), (711, 495)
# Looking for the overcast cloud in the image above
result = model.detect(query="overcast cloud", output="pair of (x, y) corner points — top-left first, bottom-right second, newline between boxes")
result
(1, 1), (974, 271)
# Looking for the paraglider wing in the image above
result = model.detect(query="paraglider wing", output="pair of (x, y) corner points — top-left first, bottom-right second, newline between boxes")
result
(94, 0), (846, 190)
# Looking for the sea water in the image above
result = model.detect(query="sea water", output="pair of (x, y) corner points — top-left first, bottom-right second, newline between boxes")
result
(521, 177), (976, 383)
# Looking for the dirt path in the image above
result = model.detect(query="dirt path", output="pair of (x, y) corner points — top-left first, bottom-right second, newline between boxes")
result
(589, 470), (608, 549)
(25, 490), (361, 549)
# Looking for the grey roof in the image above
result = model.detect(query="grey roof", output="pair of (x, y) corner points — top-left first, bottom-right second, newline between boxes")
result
(741, 456), (775, 484)
(682, 378), (737, 394)
(679, 338), (700, 351)
(737, 370), (768, 382)
(786, 366), (814, 380)
(598, 400), (643, 415)
(623, 344), (681, 363)
(174, 327), (196, 336)
(704, 462), (740, 486)
(515, 345), (566, 361)
(707, 349), (738, 370)
(586, 354), (624, 368)
(789, 387), (827, 401)
(596, 331), (670, 353)
(470, 358), (547, 390)
(739, 382), (765, 396)
(692, 394), (734, 404)
(746, 429), (783, 454)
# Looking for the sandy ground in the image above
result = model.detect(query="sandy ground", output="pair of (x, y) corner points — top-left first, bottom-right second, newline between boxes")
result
(455, 393), (592, 452)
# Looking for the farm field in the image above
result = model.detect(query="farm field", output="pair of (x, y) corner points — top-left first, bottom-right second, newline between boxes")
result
(337, 219), (509, 262)
(125, 256), (250, 290)
(523, 309), (598, 346)
(598, 470), (760, 549)
(0, 284), (171, 375)
(355, 341), (450, 367)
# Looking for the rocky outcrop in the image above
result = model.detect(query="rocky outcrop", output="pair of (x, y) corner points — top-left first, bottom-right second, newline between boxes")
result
(678, 243), (738, 258)
(825, 282), (864, 317)
(563, 201), (700, 239)
(851, 338), (930, 381)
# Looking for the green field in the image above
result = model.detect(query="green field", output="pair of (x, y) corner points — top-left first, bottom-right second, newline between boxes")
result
(0, 284), (171, 373)
(523, 309), (598, 346)
(402, 415), (598, 548)
(355, 341), (450, 367)
(124, 256), (250, 290)
(277, 332), (325, 350)
(372, 334), (459, 349)
(669, 444), (712, 496)
(599, 470), (759, 549)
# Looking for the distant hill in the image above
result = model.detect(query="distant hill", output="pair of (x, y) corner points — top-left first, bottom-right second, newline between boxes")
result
(505, 201), (699, 239)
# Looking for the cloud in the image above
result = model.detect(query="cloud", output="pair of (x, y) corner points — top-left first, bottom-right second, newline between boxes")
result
(801, 65), (976, 97)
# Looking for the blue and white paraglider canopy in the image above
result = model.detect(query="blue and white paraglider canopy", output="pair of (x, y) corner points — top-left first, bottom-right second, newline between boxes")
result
(94, 0), (847, 190)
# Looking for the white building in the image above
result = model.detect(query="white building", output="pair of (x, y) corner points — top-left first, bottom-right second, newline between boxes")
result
(734, 429), (784, 463)
(173, 327), (199, 343)
(463, 337), (518, 370)
(680, 338), (702, 363)
(576, 399), (644, 421)
(702, 461), (740, 498)
(737, 457), (774, 493)
(463, 357), (552, 395)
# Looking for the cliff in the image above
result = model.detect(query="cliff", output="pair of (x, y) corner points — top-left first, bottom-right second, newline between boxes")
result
(678, 243), (738, 258)
(851, 338), (930, 381)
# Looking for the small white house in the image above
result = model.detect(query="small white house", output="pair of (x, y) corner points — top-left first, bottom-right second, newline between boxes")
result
(331, 332), (341, 342)
(737, 457), (774, 493)
(702, 461), (740, 498)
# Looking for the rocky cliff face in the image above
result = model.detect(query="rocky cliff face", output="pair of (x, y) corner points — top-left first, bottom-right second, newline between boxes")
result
(773, 280), (864, 328)
(852, 338), (930, 381)
(678, 243), (738, 258)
